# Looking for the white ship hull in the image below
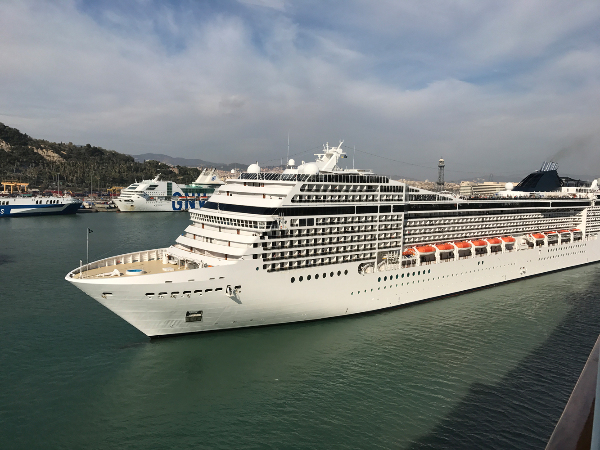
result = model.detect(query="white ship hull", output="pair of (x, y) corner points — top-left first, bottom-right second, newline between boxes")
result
(1, 196), (81, 217)
(67, 236), (600, 337)
(114, 196), (207, 212)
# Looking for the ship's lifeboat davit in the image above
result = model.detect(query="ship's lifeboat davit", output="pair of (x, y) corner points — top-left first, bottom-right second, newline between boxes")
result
(415, 246), (436, 255)
(435, 243), (454, 252)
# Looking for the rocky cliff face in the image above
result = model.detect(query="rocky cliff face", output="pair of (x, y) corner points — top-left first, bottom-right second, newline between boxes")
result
(33, 146), (65, 162)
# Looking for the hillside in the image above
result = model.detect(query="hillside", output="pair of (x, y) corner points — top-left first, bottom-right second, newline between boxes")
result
(130, 153), (246, 172)
(0, 123), (205, 191)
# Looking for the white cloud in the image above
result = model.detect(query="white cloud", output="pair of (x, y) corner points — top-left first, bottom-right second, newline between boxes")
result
(0, 0), (599, 180)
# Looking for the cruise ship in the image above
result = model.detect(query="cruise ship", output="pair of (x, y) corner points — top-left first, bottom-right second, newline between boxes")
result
(65, 143), (600, 337)
(114, 168), (224, 212)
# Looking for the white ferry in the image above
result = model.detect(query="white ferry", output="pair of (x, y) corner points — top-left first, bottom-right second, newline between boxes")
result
(0, 196), (82, 217)
(66, 143), (600, 337)
(114, 168), (224, 212)
(1, 181), (81, 217)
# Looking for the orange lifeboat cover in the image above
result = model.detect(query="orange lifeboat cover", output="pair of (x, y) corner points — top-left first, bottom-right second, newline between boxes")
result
(471, 240), (487, 247)
(415, 246), (436, 254)
(402, 249), (415, 256)
(454, 241), (471, 249)
(559, 229), (570, 233)
(571, 228), (581, 232)
(501, 236), (516, 243)
(532, 233), (545, 239)
(486, 238), (502, 245)
(435, 243), (454, 251)
(546, 230), (558, 234)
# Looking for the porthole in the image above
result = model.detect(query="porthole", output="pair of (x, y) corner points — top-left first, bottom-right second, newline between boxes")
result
(323, 273), (326, 278)
(412, 272), (415, 276)
(384, 276), (387, 281)
(315, 274), (319, 279)
(428, 269), (430, 274)
(337, 271), (341, 276)
(378, 277), (381, 282)
(402, 273), (404, 278)
(291, 277), (295, 283)
(396, 275), (398, 279)
(344, 270), (348, 275)
(307, 275), (311, 280)
(299, 276), (303, 282)
(330, 272), (334, 277)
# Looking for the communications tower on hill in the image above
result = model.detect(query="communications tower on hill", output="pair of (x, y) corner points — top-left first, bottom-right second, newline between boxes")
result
(437, 158), (445, 191)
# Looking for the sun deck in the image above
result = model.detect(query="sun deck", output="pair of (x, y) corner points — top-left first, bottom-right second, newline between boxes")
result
(74, 258), (190, 279)
(68, 248), (201, 280)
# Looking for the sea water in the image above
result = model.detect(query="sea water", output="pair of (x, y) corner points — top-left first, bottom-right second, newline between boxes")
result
(1, 212), (599, 449)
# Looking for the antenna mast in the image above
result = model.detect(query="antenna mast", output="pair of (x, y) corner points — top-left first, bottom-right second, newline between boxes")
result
(287, 132), (290, 166)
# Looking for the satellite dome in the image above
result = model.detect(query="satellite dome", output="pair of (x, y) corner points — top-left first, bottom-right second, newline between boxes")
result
(288, 158), (295, 167)
(505, 182), (514, 191)
(303, 162), (319, 175)
(247, 162), (260, 174)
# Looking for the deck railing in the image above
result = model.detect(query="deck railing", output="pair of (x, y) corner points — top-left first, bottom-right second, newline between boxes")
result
(69, 248), (168, 277)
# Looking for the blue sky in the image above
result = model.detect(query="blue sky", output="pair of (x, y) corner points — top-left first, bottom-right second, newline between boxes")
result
(1, 0), (600, 180)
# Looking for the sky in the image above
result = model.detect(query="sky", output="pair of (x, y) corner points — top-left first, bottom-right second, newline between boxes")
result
(1, 0), (600, 181)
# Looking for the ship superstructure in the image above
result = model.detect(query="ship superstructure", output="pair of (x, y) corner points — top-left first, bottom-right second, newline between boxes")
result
(114, 169), (224, 212)
(66, 144), (600, 337)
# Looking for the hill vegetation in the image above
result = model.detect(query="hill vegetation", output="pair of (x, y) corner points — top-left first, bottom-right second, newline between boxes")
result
(0, 122), (203, 192)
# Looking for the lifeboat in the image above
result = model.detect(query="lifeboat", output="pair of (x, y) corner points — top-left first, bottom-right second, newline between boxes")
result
(471, 240), (487, 248)
(571, 228), (581, 232)
(415, 246), (436, 255)
(531, 233), (545, 240)
(485, 238), (502, 246)
(454, 241), (472, 249)
(402, 248), (415, 257)
(435, 243), (454, 252)
(501, 236), (516, 243)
